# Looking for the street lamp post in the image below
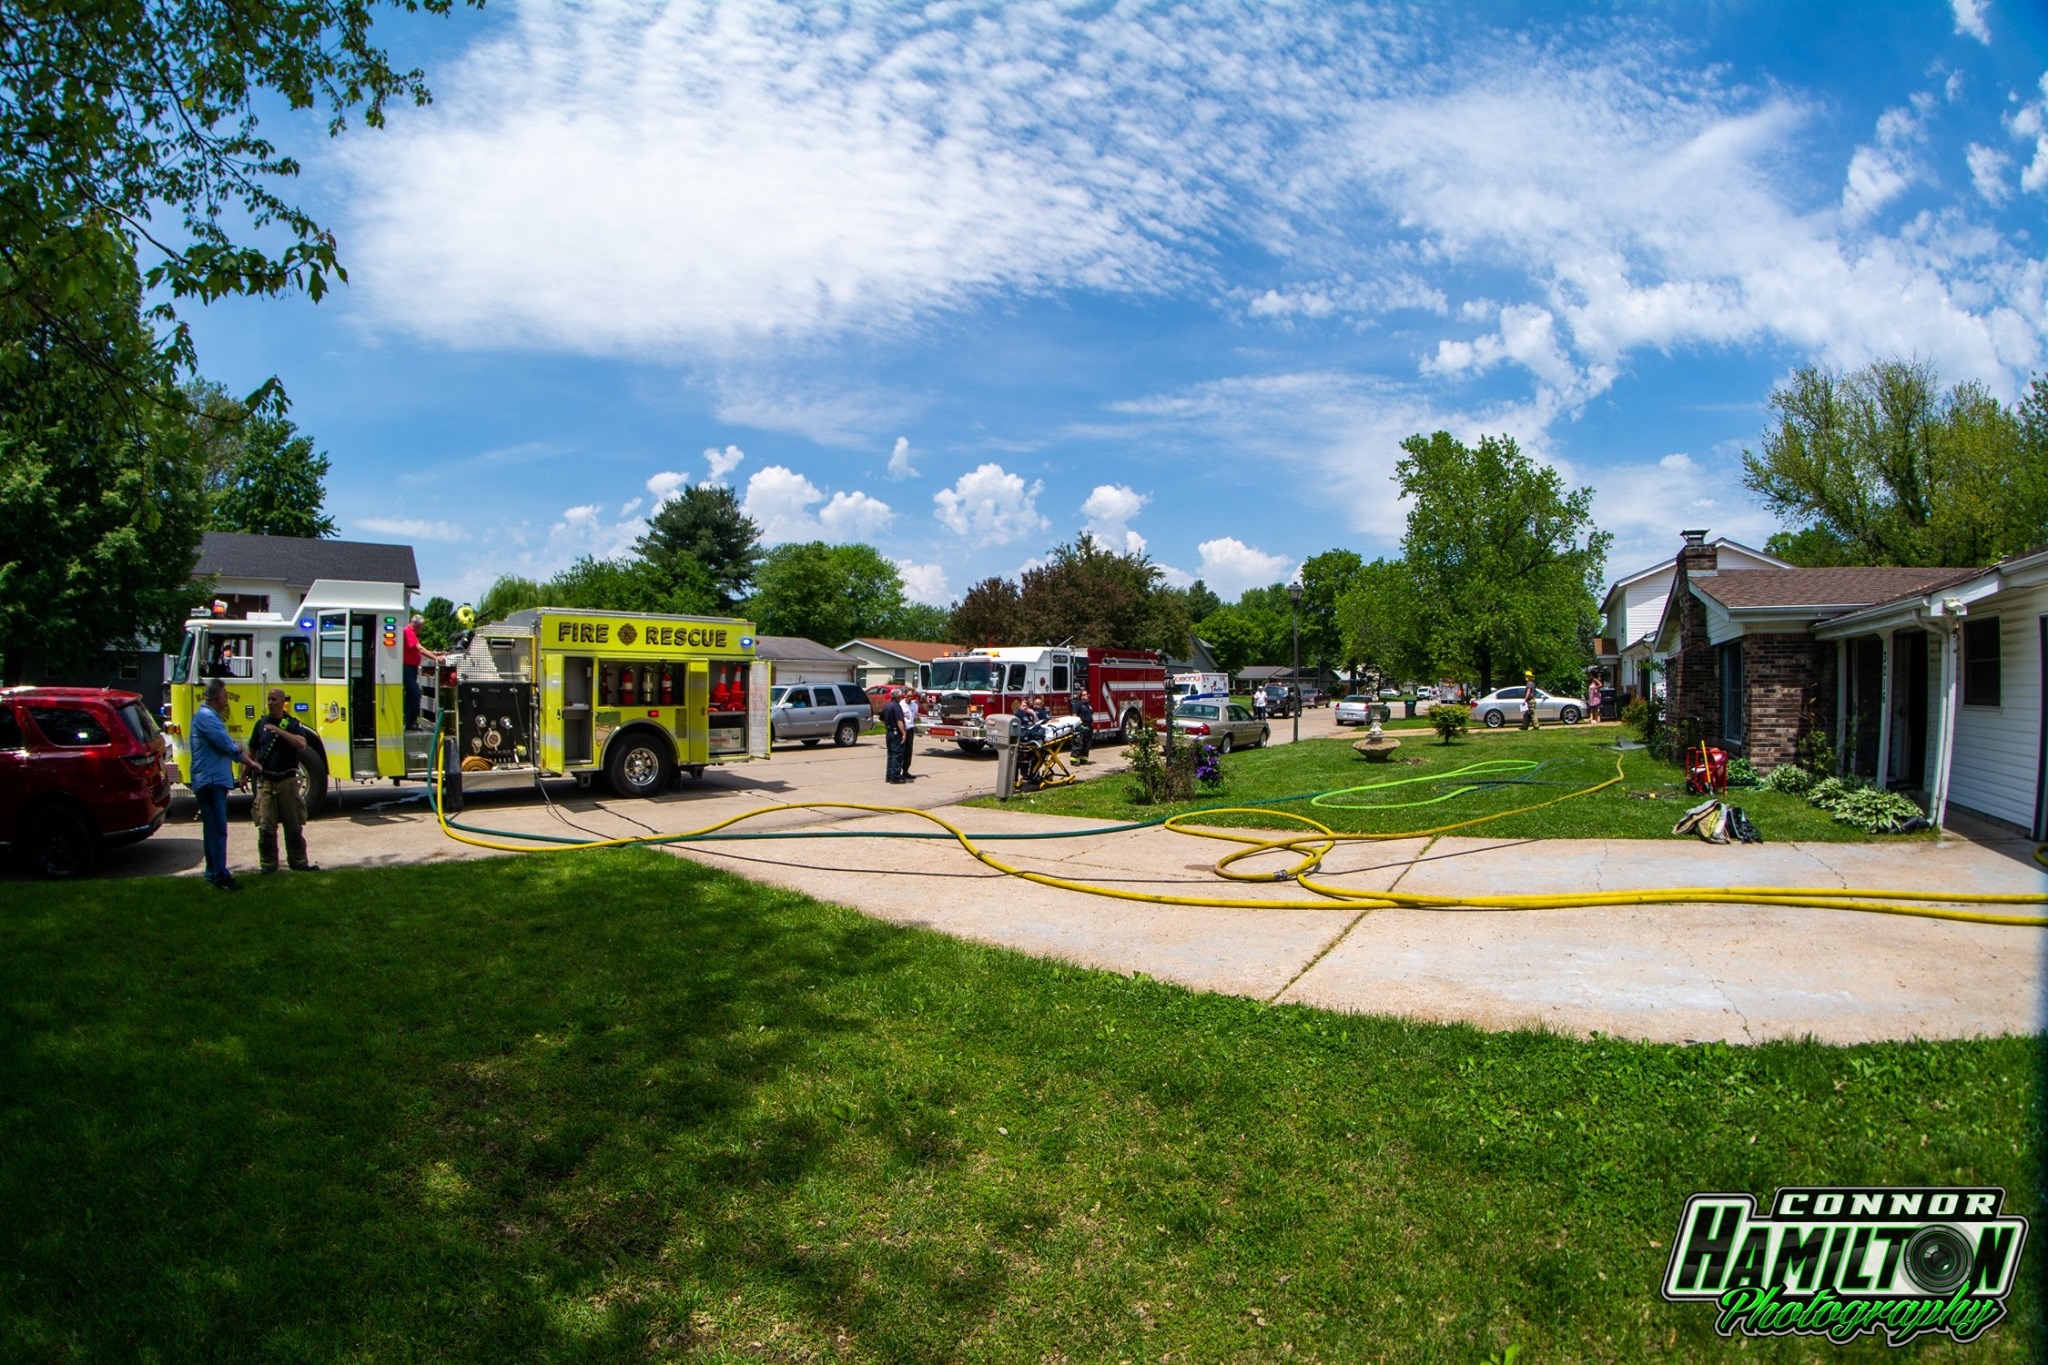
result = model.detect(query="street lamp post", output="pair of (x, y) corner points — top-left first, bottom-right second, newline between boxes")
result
(1286, 578), (1303, 746)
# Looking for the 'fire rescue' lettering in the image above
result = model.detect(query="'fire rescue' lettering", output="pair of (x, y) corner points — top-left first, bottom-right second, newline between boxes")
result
(554, 620), (731, 650)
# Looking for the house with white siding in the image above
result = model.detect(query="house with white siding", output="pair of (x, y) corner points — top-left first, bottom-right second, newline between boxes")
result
(1600, 532), (1787, 700)
(1813, 545), (2048, 837)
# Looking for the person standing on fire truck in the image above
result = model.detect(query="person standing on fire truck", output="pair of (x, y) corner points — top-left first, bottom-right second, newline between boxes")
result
(403, 613), (445, 732)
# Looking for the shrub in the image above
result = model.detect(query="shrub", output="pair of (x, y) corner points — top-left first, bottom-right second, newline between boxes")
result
(1806, 775), (1858, 811)
(1428, 702), (1470, 743)
(1122, 724), (1201, 804)
(1620, 696), (1658, 745)
(1823, 786), (1925, 834)
(1725, 757), (1760, 789)
(1761, 763), (1819, 796)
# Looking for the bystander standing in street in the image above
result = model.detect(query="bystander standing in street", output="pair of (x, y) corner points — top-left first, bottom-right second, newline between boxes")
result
(881, 692), (909, 783)
(1071, 691), (1094, 762)
(899, 689), (919, 778)
(190, 679), (245, 892)
(248, 688), (320, 874)
(1253, 684), (1269, 719)
(1520, 669), (1538, 730)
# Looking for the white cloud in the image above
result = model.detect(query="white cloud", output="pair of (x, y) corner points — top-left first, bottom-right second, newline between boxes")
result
(1967, 142), (2013, 204)
(1952, 0), (1991, 45)
(1080, 484), (1150, 554)
(646, 470), (688, 508)
(1589, 450), (1781, 579)
(549, 502), (644, 561)
(704, 444), (745, 485)
(739, 465), (895, 546)
(933, 463), (1048, 543)
(887, 436), (916, 480)
(2014, 76), (2048, 195)
(617, 497), (643, 518)
(356, 517), (465, 543)
(1195, 537), (1295, 597)
(1841, 103), (1927, 225)
(894, 559), (950, 607)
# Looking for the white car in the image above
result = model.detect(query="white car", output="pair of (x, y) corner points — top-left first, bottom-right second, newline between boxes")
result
(1333, 694), (1375, 726)
(1470, 686), (1583, 727)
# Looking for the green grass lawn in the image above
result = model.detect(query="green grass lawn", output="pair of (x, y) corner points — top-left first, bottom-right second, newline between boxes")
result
(2, 851), (2037, 1361)
(987, 725), (1918, 842)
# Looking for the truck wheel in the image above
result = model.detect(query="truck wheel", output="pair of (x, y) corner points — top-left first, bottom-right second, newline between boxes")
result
(1120, 709), (1143, 742)
(22, 806), (95, 879)
(956, 739), (987, 754)
(606, 734), (672, 799)
(298, 747), (330, 816)
(834, 718), (859, 747)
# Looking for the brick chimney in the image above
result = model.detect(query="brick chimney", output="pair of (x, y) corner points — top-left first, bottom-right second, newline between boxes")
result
(1677, 528), (1718, 579)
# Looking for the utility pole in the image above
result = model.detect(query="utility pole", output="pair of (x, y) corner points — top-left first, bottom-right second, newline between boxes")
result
(1286, 578), (1303, 746)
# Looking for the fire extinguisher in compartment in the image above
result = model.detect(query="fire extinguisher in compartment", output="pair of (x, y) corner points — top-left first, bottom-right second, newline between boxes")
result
(660, 664), (674, 704)
(621, 665), (637, 706)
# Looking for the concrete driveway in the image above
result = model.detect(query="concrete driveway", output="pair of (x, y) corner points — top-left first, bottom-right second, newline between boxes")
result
(21, 705), (2043, 1045)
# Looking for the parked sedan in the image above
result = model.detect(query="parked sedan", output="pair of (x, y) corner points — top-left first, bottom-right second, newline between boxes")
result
(1155, 700), (1269, 753)
(1470, 686), (1585, 728)
(1333, 694), (1376, 726)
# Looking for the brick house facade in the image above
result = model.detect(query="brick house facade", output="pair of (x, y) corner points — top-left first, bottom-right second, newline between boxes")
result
(1654, 532), (1971, 771)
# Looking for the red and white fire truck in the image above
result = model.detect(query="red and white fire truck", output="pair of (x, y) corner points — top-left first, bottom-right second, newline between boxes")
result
(915, 646), (1167, 752)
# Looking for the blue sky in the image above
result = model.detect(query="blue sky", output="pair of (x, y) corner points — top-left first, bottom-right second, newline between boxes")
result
(179, 0), (2048, 612)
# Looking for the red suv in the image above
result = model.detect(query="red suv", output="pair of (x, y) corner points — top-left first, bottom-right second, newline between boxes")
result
(0, 687), (173, 878)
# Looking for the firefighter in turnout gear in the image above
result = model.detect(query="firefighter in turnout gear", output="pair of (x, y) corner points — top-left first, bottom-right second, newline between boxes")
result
(247, 688), (320, 874)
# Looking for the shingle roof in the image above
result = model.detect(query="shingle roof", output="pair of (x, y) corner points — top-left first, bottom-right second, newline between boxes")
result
(1691, 566), (1978, 612)
(194, 532), (420, 588)
(756, 635), (851, 664)
(841, 638), (957, 661)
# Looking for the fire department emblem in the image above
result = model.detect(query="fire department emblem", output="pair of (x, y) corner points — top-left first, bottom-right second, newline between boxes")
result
(617, 623), (638, 645)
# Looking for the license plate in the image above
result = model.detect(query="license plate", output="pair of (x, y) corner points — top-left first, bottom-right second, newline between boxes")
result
(930, 726), (955, 738)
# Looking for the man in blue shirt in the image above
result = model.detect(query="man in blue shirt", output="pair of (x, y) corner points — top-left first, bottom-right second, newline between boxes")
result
(191, 679), (251, 892)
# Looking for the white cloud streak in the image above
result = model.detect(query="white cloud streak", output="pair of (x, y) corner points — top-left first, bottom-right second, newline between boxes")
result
(887, 436), (916, 480)
(741, 465), (894, 546)
(1194, 538), (1295, 597)
(356, 517), (465, 543)
(1951, 0), (1991, 45)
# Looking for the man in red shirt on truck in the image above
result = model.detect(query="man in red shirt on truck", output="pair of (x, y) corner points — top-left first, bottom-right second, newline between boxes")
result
(402, 613), (445, 732)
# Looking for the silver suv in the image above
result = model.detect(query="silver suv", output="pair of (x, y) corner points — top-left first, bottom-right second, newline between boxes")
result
(769, 682), (873, 747)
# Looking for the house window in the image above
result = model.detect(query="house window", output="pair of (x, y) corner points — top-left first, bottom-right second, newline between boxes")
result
(1962, 618), (2000, 706)
(1719, 640), (1745, 746)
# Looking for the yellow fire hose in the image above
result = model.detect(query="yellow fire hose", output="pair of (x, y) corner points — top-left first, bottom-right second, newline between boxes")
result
(431, 740), (2048, 927)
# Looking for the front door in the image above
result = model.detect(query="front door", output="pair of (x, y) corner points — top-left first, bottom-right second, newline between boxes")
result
(1888, 630), (1929, 790)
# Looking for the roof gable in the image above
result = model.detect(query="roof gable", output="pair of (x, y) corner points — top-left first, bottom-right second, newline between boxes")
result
(1691, 566), (1978, 612)
(195, 532), (420, 589)
(838, 638), (957, 663)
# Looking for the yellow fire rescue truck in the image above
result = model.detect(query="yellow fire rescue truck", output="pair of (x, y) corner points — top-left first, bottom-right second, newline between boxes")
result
(164, 582), (771, 811)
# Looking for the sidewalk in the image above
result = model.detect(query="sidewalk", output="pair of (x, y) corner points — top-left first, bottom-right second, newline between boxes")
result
(669, 804), (2048, 1045)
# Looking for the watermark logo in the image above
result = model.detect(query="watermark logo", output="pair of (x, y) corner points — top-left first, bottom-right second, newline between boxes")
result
(1661, 1186), (2027, 1346)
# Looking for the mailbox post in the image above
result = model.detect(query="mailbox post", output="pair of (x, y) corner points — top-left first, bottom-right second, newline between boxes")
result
(990, 712), (1023, 801)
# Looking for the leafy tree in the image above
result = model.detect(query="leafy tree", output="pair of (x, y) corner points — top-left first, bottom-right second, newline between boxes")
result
(1393, 431), (1609, 694)
(2, 0), (479, 406)
(884, 601), (953, 642)
(204, 409), (338, 538)
(414, 595), (459, 651)
(1182, 580), (1223, 622)
(1742, 361), (2047, 566)
(744, 542), (906, 644)
(1014, 534), (1189, 653)
(1194, 604), (1281, 675)
(633, 485), (761, 610)
(1334, 558), (1428, 690)
(1297, 549), (1363, 672)
(545, 555), (715, 617)
(950, 577), (1021, 646)
(1761, 525), (1858, 566)
(0, 233), (208, 681)
(475, 575), (544, 625)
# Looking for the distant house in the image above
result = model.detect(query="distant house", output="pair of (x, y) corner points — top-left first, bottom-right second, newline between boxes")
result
(758, 635), (859, 687)
(28, 531), (421, 711)
(193, 531), (421, 621)
(1601, 531), (1786, 701)
(837, 638), (957, 689)
(1164, 637), (1224, 676)
(1653, 532), (1978, 774)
